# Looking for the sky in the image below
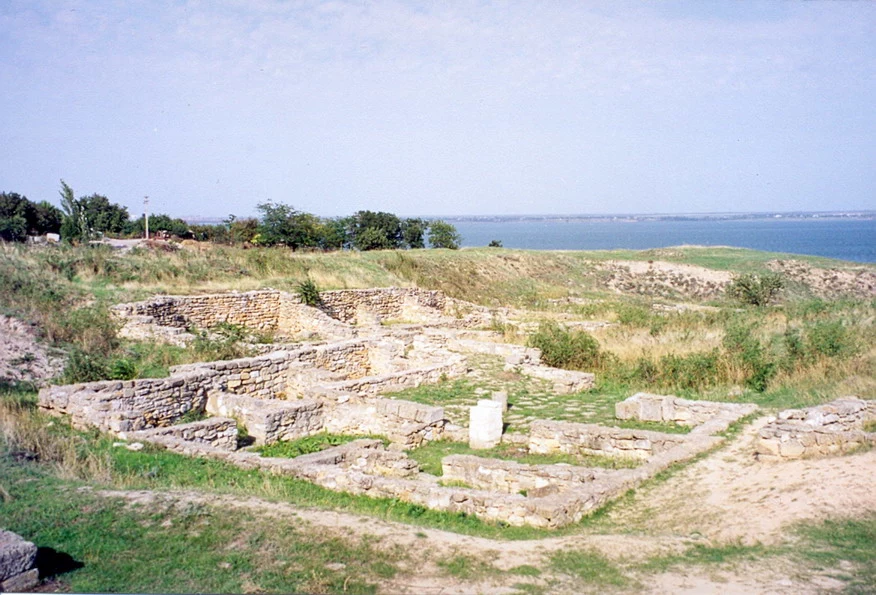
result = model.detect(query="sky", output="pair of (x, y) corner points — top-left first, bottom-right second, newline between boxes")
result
(1, 1), (874, 219)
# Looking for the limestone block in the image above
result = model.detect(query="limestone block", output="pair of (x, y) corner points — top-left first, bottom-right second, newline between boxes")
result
(469, 400), (503, 449)
(638, 395), (665, 422)
(0, 531), (37, 582)
(1, 568), (39, 592)
(779, 440), (806, 458)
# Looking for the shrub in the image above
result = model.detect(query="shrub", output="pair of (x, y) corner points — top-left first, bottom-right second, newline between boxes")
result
(656, 351), (721, 391)
(527, 321), (605, 370)
(62, 348), (110, 383)
(727, 272), (784, 306)
(295, 278), (322, 307)
(723, 320), (777, 392)
(806, 320), (858, 359)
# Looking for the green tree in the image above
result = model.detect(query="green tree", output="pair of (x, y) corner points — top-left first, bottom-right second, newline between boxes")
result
(127, 213), (190, 238)
(58, 181), (129, 241)
(59, 180), (87, 242)
(317, 217), (349, 250)
(32, 201), (63, 235)
(428, 220), (461, 249)
(256, 202), (319, 249)
(402, 218), (428, 249)
(348, 210), (403, 251)
(80, 194), (129, 235)
(0, 192), (32, 241)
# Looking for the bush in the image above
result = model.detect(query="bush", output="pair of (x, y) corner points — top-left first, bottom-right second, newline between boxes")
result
(62, 348), (110, 383)
(295, 278), (322, 307)
(723, 320), (776, 392)
(527, 321), (605, 370)
(728, 272), (784, 306)
(806, 320), (858, 359)
(656, 351), (721, 391)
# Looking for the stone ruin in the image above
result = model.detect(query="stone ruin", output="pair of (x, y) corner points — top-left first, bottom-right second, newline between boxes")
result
(0, 531), (39, 593)
(755, 397), (876, 461)
(38, 287), (775, 528)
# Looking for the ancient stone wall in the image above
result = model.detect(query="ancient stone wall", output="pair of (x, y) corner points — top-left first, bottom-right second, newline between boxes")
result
(318, 288), (448, 324)
(113, 287), (492, 345)
(276, 298), (355, 340)
(323, 398), (446, 448)
(528, 420), (688, 459)
(113, 290), (282, 331)
(38, 372), (213, 434)
(755, 397), (876, 460)
(206, 393), (325, 445)
(615, 392), (753, 427)
(129, 417), (239, 450)
(442, 454), (609, 495)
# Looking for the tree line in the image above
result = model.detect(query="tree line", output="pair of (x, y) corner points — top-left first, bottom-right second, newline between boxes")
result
(0, 181), (461, 250)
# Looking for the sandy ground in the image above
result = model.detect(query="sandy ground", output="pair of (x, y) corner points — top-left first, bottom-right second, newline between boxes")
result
(97, 417), (876, 594)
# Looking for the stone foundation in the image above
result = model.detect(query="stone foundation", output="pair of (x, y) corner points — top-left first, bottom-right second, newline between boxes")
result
(40, 288), (775, 529)
(529, 420), (687, 460)
(129, 417), (240, 450)
(114, 287), (498, 346)
(615, 392), (758, 427)
(755, 397), (876, 460)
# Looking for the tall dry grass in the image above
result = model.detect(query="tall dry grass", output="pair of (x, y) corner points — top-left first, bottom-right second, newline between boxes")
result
(0, 400), (113, 483)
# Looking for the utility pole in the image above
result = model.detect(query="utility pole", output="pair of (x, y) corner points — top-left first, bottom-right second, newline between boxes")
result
(144, 195), (150, 240)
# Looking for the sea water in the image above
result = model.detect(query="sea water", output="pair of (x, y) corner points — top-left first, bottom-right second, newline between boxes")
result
(451, 218), (876, 263)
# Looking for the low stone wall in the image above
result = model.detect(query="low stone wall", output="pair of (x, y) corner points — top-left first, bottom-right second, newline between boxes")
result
(616, 392), (756, 427)
(0, 531), (39, 593)
(276, 299), (356, 340)
(442, 454), (609, 495)
(755, 397), (876, 460)
(38, 373), (212, 434)
(310, 357), (467, 399)
(113, 290), (283, 331)
(126, 426), (724, 528)
(324, 398), (446, 448)
(319, 288), (448, 324)
(113, 287), (492, 345)
(528, 420), (687, 460)
(171, 351), (294, 399)
(206, 393), (324, 445)
(129, 417), (239, 450)
(518, 366), (596, 394)
(449, 338), (541, 367)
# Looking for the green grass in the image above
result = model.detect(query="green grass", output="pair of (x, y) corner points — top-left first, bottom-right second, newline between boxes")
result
(437, 554), (502, 580)
(796, 513), (876, 592)
(255, 433), (384, 458)
(548, 548), (628, 587)
(0, 457), (401, 594)
(639, 542), (773, 574)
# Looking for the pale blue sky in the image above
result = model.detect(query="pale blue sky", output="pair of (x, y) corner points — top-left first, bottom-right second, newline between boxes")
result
(1, 1), (874, 218)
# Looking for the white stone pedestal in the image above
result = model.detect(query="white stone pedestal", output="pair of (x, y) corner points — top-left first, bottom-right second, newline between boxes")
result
(469, 400), (503, 449)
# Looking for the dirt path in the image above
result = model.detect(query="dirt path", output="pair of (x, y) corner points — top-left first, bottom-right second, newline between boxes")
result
(96, 417), (875, 593)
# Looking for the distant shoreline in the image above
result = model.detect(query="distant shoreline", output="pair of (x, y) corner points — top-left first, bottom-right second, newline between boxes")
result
(183, 210), (875, 226)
